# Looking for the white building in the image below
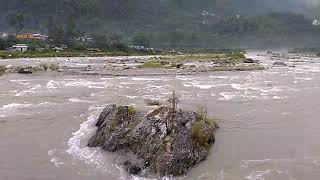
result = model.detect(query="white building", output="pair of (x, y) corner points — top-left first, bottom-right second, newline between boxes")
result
(0, 32), (10, 39)
(201, 10), (216, 17)
(313, 20), (320, 26)
(11, 44), (28, 52)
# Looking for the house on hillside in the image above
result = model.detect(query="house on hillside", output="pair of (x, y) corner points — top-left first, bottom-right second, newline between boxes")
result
(313, 20), (320, 26)
(0, 32), (10, 39)
(129, 45), (145, 50)
(10, 44), (28, 52)
(76, 36), (94, 43)
(16, 33), (48, 40)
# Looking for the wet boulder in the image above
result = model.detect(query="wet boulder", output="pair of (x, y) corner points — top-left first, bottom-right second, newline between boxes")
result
(88, 105), (218, 177)
(160, 61), (170, 65)
(84, 65), (92, 71)
(176, 63), (183, 69)
(17, 67), (32, 74)
(144, 99), (161, 106)
(267, 51), (273, 55)
(273, 61), (287, 67)
(244, 58), (255, 63)
(244, 58), (260, 64)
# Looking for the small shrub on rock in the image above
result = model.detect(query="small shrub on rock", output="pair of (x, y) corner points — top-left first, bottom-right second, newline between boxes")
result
(0, 65), (6, 75)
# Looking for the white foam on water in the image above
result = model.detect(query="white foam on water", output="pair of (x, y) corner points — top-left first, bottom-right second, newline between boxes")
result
(216, 169), (225, 180)
(10, 79), (28, 82)
(209, 75), (230, 79)
(281, 112), (291, 115)
(18, 82), (31, 86)
(34, 102), (58, 107)
(50, 157), (65, 168)
(229, 76), (241, 81)
(131, 77), (162, 81)
(14, 84), (42, 97)
(218, 92), (237, 101)
(231, 83), (242, 90)
(175, 76), (194, 81)
(9, 90), (18, 94)
(0, 103), (32, 110)
(294, 77), (313, 81)
(147, 85), (164, 89)
(126, 96), (138, 99)
(65, 80), (109, 89)
(48, 149), (65, 168)
(133, 177), (172, 180)
(262, 71), (280, 75)
(218, 91), (267, 101)
(195, 84), (215, 90)
(245, 169), (290, 180)
(119, 82), (134, 85)
(66, 106), (114, 171)
(182, 82), (221, 90)
(142, 95), (164, 101)
(273, 96), (287, 99)
(68, 98), (94, 103)
(240, 158), (307, 180)
(46, 80), (60, 89)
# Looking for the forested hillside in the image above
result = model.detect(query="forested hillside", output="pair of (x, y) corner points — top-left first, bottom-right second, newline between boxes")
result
(1, 0), (320, 48)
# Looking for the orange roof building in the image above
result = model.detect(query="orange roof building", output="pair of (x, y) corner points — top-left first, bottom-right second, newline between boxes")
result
(16, 33), (48, 40)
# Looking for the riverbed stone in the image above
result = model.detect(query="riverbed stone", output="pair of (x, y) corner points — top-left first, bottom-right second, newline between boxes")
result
(17, 67), (32, 74)
(273, 61), (287, 67)
(244, 58), (255, 63)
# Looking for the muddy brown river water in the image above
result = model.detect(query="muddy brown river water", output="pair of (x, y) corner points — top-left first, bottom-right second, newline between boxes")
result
(1, 52), (320, 180)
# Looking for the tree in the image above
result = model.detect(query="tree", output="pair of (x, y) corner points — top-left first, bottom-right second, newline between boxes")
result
(10, 12), (25, 33)
(132, 34), (150, 48)
(0, 39), (5, 50)
(49, 25), (65, 46)
(109, 33), (122, 44)
(65, 17), (77, 40)
(168, 90), (179, 112)
(92, 33), (108, 49)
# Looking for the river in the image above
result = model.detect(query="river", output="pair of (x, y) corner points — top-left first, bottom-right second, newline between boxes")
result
(1, 52), (320, 180)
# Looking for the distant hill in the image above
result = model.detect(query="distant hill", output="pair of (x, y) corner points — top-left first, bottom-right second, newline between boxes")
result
(0, 0), (320, 48)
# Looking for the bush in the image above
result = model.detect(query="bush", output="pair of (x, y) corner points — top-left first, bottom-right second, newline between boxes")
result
(48, 63), (59, 71)
(128, 106), (137, 117)
(109, 120), (117, 131)
(40, 63), (59, 71)
(40, 63), (49, 71)
(192, 121), (210, 150)
(71, 43), (86, 51)
(196, 107), (218, 128)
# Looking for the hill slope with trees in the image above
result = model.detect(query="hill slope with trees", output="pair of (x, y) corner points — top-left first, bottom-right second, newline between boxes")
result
(1, 0), (320, 48)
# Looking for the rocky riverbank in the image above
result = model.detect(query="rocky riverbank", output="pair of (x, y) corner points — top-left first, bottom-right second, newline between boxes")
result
(88, 104), (218, 177)
(0, 54), (264, 77)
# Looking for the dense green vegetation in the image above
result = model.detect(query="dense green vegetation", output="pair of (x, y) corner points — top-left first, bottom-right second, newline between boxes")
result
(0, 50), (158, 59)
(0, 0), (320, 48)
(0, 33), (159, 58)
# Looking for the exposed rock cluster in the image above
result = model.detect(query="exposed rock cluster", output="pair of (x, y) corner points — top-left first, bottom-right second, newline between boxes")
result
(88, 105), (218, 176)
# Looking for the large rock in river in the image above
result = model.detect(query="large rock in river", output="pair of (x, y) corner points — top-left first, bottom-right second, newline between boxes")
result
(273, 61), (287, 67)
(88, 104), (217, 177)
